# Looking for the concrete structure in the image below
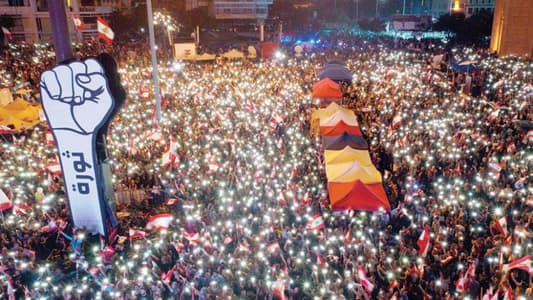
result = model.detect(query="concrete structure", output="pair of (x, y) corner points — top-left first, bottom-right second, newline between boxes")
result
(428, 0), (452, 18)
(0, 0), (123, 42)
(464, 0), (495, 17)
(185, 0), (208, 11)
(209, 0), (273, 20)
(490, 0), (533, 57)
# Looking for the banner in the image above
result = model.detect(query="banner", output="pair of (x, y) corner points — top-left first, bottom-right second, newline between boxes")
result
(40, 58), (119, 237)
(174, 43), (197, 60)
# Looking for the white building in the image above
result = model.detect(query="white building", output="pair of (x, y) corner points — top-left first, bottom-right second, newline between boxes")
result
(0, 0), (124, 42)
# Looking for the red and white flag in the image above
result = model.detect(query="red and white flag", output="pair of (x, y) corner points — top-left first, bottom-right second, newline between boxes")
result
(46, 162), (62, 175)
(267, 241), (280, 253)
(13, 204), (29, 216)
(501, 254), (532, 275)
(1, 27), (12, 39)
(161, 148), (178, 168)
(357, 266), (374, 294)
(146, 213), (173, 230)
(161, 269), (173, 284)
(208, 161), (220, 173)
(97, 16), (114, 45)
(495, 216), (508, 236)
(488, 160), (502, 174)
(0, 189), (12, 212)
(182, 231), (201, 245)
(129, 228), (147, 240)
(306, 214), (325, 231)
(455, 273), (467, 293)
(417, 224), (430, 257)
(482, 285), (498, 300)
(272, 278), (286, 300)
(72, 15), (84, 31)
(100, 245), (115, 261)
(317, 252), (325, 268)
(165, 198), (179, 206)
(392, 113), (402, 128)
(46, 132), (56, 145)
(502, 286), (513, 300)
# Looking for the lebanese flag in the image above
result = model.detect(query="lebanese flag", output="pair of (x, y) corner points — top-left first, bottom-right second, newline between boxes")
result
(244, 98), (256, 112)
(161, 148), (178, 168)
(100, 245), (115, 261)
(46, 162), (62, 175)
(207, 161), (220, 173)
(72, 15), (84, 31)
(502, 286), (513, 300)
(482, 285), (498, 300)
(267, 241), (280, 253)
(506, 142), (516, 154)
(13, 204), (29, 216)
(161, 269), (173, 284)
(182, 231), (201, 245)
(455, 273), (467, 293)
(317, 253), (325, 268)
(0, 189), (12, 212)
(306, 214), (325, 231)
(357, 266), (374, 294)
(129, 228), (147, 240)
(392, 113), (402, 128)
(488, 161), (502, 173)
(495, 216), (508, 236)
(417, 225), (430, 257)
(272, 278), (286, 300)
(46, 132), (56, 145)
(501, 255), (532, 275)
(97, 16), (114, 45)
(146, 213), (173, 230)
(165, 198), (179, 206)
(1, 27), (12, 39)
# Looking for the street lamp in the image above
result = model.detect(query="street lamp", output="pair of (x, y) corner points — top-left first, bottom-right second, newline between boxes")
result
(353, 0), (359, 21)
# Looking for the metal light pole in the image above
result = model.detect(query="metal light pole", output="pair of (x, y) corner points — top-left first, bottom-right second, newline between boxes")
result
(146, 0), (162, 123)
(403, 0), (406, 15)
(47, 0), (72, 63)
(376, 0), (379, 18)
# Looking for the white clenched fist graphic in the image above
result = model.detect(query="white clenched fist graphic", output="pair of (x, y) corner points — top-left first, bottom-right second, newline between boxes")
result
(40, 58), (115, 134)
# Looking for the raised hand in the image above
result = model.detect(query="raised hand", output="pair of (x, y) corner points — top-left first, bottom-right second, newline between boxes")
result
(40, 58), (115, 134)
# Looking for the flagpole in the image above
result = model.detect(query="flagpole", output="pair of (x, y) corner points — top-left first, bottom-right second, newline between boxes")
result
(146, 0), (162, 123)
(47, 0), (73, 63)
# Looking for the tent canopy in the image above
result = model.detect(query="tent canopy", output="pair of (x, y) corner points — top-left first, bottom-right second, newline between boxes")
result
(326, 161), (382, 183)
(318, 66), (353, 83)
(311, 103), (353, 122)
(319, 109), (357, 126)
(320, 122), (362, 136)
(322, 133), (368, 150)
(312, 78), (343, 99)
(324, 147), (372, 165)
(328, 180), (390, 212)
(0, 98), (43, 133)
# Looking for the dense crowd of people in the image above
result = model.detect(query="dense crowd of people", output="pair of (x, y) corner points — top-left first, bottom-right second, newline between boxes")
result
(0, 35), (531, 299)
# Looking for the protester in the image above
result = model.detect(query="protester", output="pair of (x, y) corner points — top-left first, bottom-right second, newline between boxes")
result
(0, 36), (531, 299)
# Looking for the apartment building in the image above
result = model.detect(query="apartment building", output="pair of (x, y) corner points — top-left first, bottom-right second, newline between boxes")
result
(184, 0), (273, 20)
(0, 0), (125, 42)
